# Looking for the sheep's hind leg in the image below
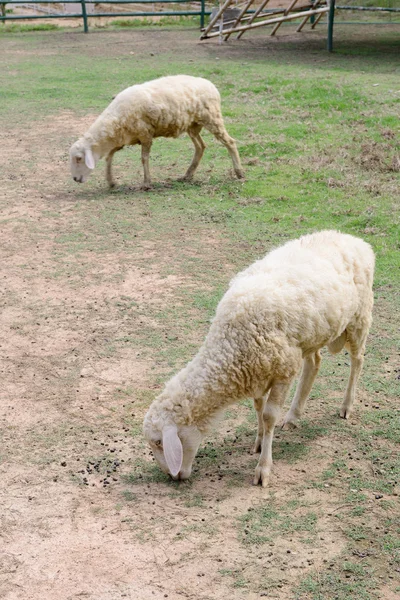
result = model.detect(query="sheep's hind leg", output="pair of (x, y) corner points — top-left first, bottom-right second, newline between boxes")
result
(106, 147), (123, 188)
(140, 140), (153, 190)
(282, 350), (321, 429)
(340, 332), (366, 419)
(181, 125), (206, 181)
(254, 380), (292, 488)
(253, 395), (266, 453)
(206, 121), (244, 179)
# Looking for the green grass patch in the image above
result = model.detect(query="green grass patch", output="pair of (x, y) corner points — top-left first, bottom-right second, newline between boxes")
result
(239, 500), (318, 546)
(296, 563), (378, 600)
(111, 16), (200, 29)
(0, 23), (59, 33)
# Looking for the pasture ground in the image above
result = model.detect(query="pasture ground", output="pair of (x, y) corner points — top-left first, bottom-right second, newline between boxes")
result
(0, 23), (399, 600)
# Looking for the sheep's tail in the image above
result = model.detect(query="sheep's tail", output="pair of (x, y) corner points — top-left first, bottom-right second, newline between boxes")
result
(327, 330), (347, 355)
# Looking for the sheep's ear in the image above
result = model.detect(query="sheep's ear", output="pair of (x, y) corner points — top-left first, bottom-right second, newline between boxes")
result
(162, 425), (183, 477)
(85, 147), (95, 170)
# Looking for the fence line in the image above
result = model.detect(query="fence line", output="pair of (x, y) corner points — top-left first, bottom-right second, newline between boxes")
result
(1, 1), (399, 35)
(0, 0), (209, 31)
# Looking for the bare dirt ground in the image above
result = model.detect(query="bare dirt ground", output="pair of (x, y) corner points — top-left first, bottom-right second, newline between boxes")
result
(1, 25), (399, 600)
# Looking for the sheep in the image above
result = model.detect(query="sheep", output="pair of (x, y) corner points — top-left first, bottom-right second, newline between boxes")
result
(69, 75), (244, 189)
(143, 230), (375, 487)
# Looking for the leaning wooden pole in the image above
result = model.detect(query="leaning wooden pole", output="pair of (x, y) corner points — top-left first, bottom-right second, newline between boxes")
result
(311, 10), (323, 28)
(271, 0), (299, 36)
(200, 0), (233, 39)
(296, 0), (322, 32)
(236, 0), (272, 40)
(204, 6), (329, 39)
(224, 0), (256, 41)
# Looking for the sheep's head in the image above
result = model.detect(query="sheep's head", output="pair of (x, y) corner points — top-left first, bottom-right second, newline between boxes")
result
(143, 406), (203, 481)
(69, 139), (97, 183)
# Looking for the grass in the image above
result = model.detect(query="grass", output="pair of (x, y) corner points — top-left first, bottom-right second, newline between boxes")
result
(296, 565), (378, 600)
(110, 16), (201, 29)
(239, 500), (318, 546)
(1, 22), (399, 600)
(0, 23), (59, 33)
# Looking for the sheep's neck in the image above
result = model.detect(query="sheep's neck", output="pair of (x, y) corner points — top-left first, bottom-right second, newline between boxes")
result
(86, 113), (129, 158)
(84, 131), (115, 159)
(176, 350), (253, 428)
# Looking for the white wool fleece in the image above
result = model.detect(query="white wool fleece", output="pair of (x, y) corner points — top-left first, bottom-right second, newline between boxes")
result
(69, 75), (244, 188)
(143, 230), (375, 487)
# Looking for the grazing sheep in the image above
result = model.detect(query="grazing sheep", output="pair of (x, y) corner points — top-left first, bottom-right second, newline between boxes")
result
(69, 75), (244, 189)
(143, 230), (374, 487)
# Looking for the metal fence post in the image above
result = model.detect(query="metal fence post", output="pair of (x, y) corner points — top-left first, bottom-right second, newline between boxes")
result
(81, 0), (89, 33)
(327, 0), (335, 52)
(200, 0), (205, 29)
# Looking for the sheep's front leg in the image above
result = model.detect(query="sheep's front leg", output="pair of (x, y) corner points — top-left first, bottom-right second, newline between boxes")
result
(140, 140), (153, 190)
(106, 146), (123, 188)
(254, 380), (292, 488)
(282, 350), (321, 429)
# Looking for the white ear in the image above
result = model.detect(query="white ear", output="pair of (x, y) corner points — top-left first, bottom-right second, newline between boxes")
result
(162, 425), (183, 477)
(85, 147), (95, 170)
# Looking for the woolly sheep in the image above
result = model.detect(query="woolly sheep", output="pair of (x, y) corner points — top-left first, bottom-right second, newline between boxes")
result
(69, 75), (244, 189)
(143, 230), (374, 487)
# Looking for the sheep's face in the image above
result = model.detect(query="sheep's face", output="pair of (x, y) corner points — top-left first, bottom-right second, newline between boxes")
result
(70, 140), (97, 183)
(143, 416), (203, 481)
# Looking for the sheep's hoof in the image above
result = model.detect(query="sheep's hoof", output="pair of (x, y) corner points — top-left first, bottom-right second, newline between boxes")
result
(340, 405), (352, 419)
(140, 183), (152, 191)
(235, 169), (245, 180)
(108, 181), (116, 189)
(253, 464), (270, 488)
(281, 413), (299, 430)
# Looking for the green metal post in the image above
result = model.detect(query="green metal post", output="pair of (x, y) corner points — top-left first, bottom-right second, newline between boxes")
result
(81, 0), (88, 33)
(200, 0), (205, 29)
(327, 0), (335, 52)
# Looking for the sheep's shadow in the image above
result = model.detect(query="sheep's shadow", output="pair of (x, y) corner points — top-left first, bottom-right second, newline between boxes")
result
(193, 407), (350, 486)
(65, 177), (210, 200)
(124, 410), (350, 493)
